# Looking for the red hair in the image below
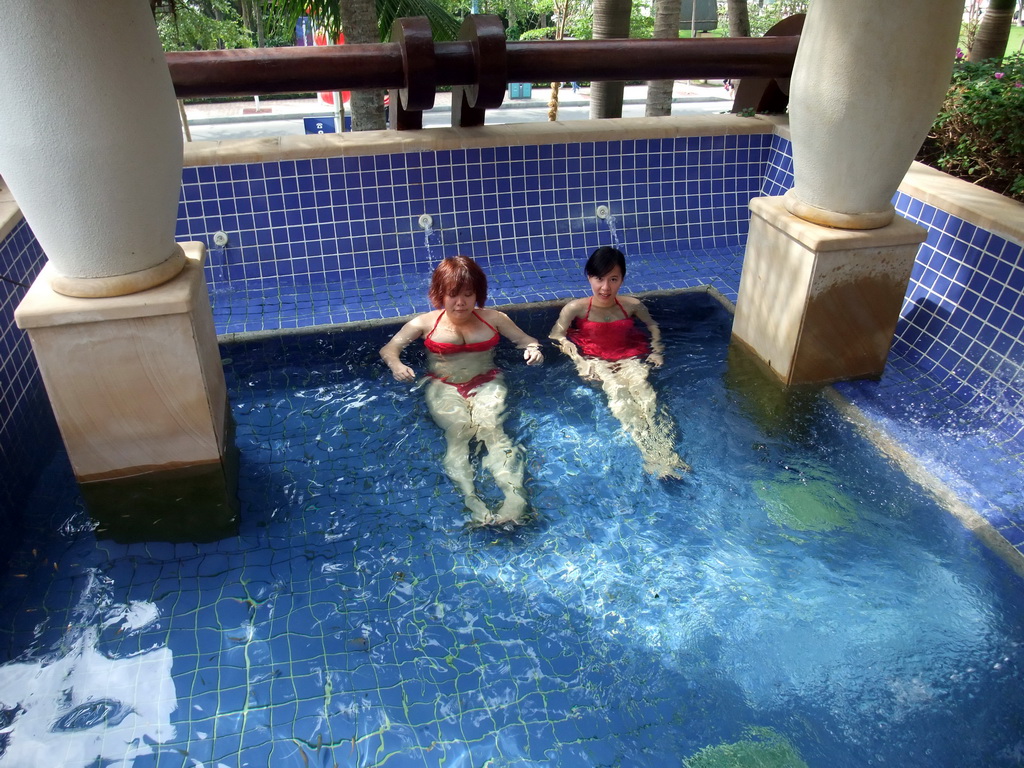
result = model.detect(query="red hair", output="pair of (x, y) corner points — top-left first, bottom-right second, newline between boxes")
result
(428, 255), (488, 309)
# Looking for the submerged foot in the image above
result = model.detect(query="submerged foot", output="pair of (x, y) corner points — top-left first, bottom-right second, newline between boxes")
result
(464, 494), (528, 528)
(491, 495), (527, 526)
(464, 494), (492, 524)
(644, 453), (692, 479)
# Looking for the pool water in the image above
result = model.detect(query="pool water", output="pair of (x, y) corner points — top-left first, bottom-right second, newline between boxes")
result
(2, 291), (1024, 767)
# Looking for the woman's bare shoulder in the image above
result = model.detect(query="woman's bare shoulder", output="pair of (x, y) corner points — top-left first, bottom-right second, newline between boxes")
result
(560, 297), (589, 314)
(619, 295), (648, 314)
(427, 309), (448, 321)
(403, 310), (440, 333)
(476, 307), (507, 323)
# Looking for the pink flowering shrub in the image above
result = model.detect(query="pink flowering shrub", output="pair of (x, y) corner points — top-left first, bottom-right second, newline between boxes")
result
(918, 52), (1024, 202)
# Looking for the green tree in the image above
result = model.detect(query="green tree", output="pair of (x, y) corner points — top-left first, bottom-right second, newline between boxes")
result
(156, 0), (253, 51)
(280, 0), (461, 45)
(748, 0), (806, 37)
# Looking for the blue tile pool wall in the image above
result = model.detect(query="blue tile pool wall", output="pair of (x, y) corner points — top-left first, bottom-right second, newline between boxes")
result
(760, 135), (1023, 448)
(175, 133), (775, 312)
(759, 134), (794, 198)
(2, 127), (1022, 558)
(0, 219), (57, 565)
(891, 191), (1024, 446)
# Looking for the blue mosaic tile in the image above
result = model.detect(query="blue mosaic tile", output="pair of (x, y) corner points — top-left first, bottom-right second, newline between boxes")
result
(3, 126), (1024, 654)
(0, 219), (55, 564)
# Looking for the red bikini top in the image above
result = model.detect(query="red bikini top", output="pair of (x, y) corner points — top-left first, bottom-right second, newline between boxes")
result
(567, 297), (650, 361)
(424, 311), (500, 354)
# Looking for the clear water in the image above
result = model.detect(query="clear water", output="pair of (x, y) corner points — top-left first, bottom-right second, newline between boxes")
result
(2, 291), (1024, 767)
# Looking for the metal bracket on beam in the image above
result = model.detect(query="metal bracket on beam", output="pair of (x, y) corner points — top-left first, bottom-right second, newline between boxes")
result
(732, 14), (804, 115)
(390, 17), (436, 130)
(453, 15), (507, 128)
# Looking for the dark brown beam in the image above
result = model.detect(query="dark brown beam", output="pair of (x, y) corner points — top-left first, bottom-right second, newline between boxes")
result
(504, 38), (799, 83)
(167, 36), (798, 99)
(167, 44), (405, 98)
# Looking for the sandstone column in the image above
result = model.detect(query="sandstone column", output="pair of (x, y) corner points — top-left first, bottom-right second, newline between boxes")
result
(4, 1), (236, 540)
(732, 0), (962, 385)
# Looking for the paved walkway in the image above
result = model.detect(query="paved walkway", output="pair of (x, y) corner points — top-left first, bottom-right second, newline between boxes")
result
(181, 81), (734, 124)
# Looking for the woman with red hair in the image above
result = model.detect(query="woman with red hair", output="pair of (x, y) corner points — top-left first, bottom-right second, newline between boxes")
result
(380, 256), (544, 525)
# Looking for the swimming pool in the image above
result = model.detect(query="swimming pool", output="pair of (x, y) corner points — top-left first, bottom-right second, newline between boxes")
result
(2, 290), (1023, 767)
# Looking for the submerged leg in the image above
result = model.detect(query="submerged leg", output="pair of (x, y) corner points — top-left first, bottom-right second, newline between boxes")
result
(592, 358), (690, 478)
(468, 380), (528, 524)
(424, 380), (490, 521)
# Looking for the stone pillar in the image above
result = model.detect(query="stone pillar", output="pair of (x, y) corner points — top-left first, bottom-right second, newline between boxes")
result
(0, 0), (184, 295)
(15, 244), (238, 542)
(2, 2), (236, 539)
(733, 0), (962, 385)
(783, 0), (962, 230)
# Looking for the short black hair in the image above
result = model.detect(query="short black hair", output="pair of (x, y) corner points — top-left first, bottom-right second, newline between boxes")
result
(584, 246), (627, 279)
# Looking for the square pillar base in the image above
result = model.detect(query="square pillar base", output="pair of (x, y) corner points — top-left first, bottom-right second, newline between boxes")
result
(15, 243), (239, 542)
(732, 196), (927, 386)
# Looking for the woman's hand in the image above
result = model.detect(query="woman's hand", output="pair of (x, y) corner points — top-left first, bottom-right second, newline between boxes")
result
(388, 362), (416, 382)
(647, 351), (664, 368)
(574, 357), (601, 381)
(524, 344), (544, 366)
(557, 338), (581, 361)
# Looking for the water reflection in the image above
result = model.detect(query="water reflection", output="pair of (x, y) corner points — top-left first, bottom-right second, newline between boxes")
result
(0, 572), (176, 768)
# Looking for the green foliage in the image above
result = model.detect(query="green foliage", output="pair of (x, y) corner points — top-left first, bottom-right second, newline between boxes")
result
(748, 0), (807, 37)
(629, 0), (655, 39)
(272, 0), (461, 43)
(919, 52), (1024, 203)
(519, 26), (558, 40)
(156, 0), (254, 51)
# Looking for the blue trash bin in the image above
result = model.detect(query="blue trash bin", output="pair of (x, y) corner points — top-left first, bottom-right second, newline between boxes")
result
(509, 83), (532, 100)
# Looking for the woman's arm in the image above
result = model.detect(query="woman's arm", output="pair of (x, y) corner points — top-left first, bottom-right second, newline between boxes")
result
(488, 311), (544, 365)
(380, 316), (427, 381)
(629, 298), (665, 366)
(548, 300), (587, 362)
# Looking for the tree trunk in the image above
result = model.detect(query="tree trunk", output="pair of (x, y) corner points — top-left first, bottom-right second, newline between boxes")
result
(645, 0), (682, 117)
(970, 0), (1015, 62)
(339, 0), (386, 130)
(727, 0), (750, 37)
(590, 0), (633, 119)
(255, 1), (266, 48)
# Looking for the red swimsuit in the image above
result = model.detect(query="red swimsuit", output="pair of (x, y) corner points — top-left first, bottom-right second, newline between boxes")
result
(424, 310), (500, 354)
(424, 311), (501, 397)
(567, 297), (650, 361)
